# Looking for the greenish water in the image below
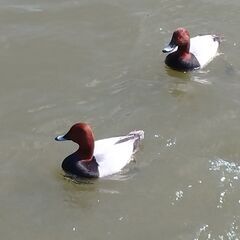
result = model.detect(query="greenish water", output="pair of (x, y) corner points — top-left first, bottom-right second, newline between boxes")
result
(0, 0), (240, 239)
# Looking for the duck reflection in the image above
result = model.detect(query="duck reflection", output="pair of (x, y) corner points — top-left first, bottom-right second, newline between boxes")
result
(165, 67), (193, 98)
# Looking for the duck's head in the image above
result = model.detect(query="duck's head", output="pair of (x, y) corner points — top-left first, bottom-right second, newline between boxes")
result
(163, 28), (190, 53)
(55, 123), (94, 160)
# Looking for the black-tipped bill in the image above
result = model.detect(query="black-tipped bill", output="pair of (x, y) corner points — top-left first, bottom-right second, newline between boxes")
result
(55, 135), (67, 141)
(162, 42), (177, 53)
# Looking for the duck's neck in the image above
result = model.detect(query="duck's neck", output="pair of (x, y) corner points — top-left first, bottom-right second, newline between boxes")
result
(177, 43), (190, 57)
(75, 141), (94, 161)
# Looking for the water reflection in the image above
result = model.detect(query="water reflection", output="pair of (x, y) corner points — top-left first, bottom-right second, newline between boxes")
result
(63, 174), (96, 185)
(60, 174), (99, 209)
(164, 66), (191, 80)
(164, 66), (192, 97)
(168, 80), (193, 98)
(165, 66), (215, 98)
(59, 163), (138, 209)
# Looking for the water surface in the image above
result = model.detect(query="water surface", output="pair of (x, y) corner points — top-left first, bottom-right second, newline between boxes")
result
(1, 0), (240, 239)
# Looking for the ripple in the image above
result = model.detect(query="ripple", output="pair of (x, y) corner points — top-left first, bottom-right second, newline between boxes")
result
(175, 190), (184, 201)
(209, 158), (240, 208)
(6, 4), (44, 12)
(209, 158), (240, 174)
(166, 137), (176, 148)
(194, 217), (240, 240)
(28, 104), (56, 113)
(194, 224), (209, 240)
(103, 168), (137, 181)
(192, 76), (212, 85)
(85, 79), (100, 88)
(98, 189), (120, 194)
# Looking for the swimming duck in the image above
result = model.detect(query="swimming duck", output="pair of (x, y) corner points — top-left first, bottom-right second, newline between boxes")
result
(55, 123), (144, 178)
(162, 27), (220, 71)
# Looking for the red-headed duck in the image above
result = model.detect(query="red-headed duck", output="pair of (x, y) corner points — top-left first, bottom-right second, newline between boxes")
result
(55, 123), (144, 178)
(162, 27), (220, 71)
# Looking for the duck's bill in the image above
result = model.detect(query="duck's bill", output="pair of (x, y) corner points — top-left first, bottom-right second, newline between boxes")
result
(55, 135), (67, 141)
(162, 42), (177, 53)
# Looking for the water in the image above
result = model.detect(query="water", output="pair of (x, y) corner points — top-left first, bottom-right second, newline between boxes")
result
(1, 0), (240, 239)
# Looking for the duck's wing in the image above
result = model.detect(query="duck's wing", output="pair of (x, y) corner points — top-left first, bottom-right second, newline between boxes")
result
(190, 35), (220, 68)
(94, 130), (144, 177)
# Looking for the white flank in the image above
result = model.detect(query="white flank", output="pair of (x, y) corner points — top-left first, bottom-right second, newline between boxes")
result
(94, 131), (144, 178)
(190, 35), (219, 68)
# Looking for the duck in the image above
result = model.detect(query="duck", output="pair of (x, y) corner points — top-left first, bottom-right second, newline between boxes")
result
(162, 27), (220, 71)
(55, 123), (144, 178)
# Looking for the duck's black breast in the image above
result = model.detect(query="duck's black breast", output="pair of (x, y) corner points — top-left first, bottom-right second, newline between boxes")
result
(62, 154), (99, 178)
(165, 52), (200, 71)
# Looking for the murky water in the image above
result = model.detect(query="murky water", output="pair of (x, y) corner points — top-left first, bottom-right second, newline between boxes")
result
(1, 0), (240, 239)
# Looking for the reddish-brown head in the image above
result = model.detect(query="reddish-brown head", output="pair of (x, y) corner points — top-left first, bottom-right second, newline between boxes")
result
(56, 122), (95, 160)
(172, 28), (190, 46)
(163, 27), (191, 53)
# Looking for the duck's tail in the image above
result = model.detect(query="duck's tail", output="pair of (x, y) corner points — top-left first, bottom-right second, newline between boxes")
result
(128, 130), (144, 140)
(213, 34), (224, 44)
(114, 130), (144, 154)
(128, 130), (144, 154)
